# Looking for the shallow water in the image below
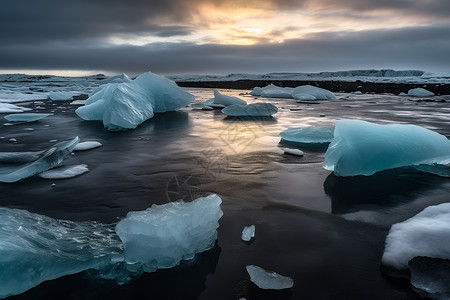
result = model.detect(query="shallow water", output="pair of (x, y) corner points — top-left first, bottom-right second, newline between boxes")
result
(1, 87), (450, 299)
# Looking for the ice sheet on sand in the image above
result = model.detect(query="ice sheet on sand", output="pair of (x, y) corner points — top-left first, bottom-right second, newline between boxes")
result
(76, 72), (194, 131)
(284, 148), (304, 156)
(39, 164), (89, 179)
(407, 87), (435, 97)
(49, 91), (73, 101)
(0, 137), (79, 183)
(4, 113), (52, 122)
(212, 90), (247, 106)
(323, 120), (450, 176)
(222, 103), (277, 117)
(116, 194), (223, 272)
(246, 265), (294, 290)
(0, 103), (32, 113)
(280, 126), (334, 145)
(382, 203), (450, 270)
(292, 85), (335, 100)
(0, 194), (222, 297)
(73, 141), (103, 151)
(241, 225), (255, 242)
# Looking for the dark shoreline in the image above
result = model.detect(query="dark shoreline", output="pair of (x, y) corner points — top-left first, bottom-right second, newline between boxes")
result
(177, 80), (450, 95)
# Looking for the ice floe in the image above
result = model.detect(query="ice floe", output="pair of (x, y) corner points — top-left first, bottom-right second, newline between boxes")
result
(241, 225), (255, 242)
(407, 87), (435, 97)
(250, 84), (334, 100)
(76, 72), (194, 131)
(246, 265), (294, 290)
(222, 103), (277, 117)
(4, 113), (52, 122)
(323, 120), (450, 176)
(73, 141), (103, 151)
(38, 164), (89, 179)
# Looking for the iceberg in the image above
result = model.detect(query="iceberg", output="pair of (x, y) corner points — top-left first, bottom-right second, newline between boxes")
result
(241, 225), (255, 242)
(292, 85), (335, 100)
(0, 137), (79, 183)
(0, 103), (32, 113)
(407, 87), (435, 97)
(382, 203), (450, 270)
(76, 72), (194, 131)
(115, 194), (223, 272)
(323, 120), (450, 176)
(4, 113), (52, 122)
(260, 85), (293, 98)
(221, 103), (278, 117)
(73, 141), (103, 151)
(38, 164), (89, 179)
(280, 126), (334, 146)
(212, 90), (247, 106)
(0, 194), (223, 297)
(49, 91), (73, 101)
(246, 265), (294, 290)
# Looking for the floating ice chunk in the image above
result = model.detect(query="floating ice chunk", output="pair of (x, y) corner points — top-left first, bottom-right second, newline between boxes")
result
(39, 164), (89, 179)
(0, 103), (32, 113)
(241, 225), (255, 241)
(246, 265), (294, 290)
(115, 194), (223, 272)
(382, 203), (450, 270)
(0, 207), (123, 298)
(0, 137), (79, 183)
(323, 120), (450, 177)
(284, 148), (304, 156)
(70, 100), (86, 105)
(249, 86), (263, 96)
(212, 90), (247, 106)
(260, 84), (293, 98)
(4, 113), (52, 122)
(407, 88), (435, 97)
(76, 72), (194, 131)
(49, 91), (73, 101)
(8, 138), (17, 142)
(222, 103), (278, 117)
(409, 257), (450, 300)
(280, 126), (334, 146)
(73, 141), (103, 151)
(293, 93), (317, 101)
(292, 85), (335, 100)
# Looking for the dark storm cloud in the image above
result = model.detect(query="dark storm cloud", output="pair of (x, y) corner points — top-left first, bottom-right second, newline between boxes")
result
(0, 25), (448, 74)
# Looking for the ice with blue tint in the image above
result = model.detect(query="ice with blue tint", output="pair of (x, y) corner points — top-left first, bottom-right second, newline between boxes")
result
(323, 120), (450, 177)
(246, 265), (294, 290)
(212, 90), (247, 106)
(49, 91), (73, 101)
(4, 113), (52, 122)
(76, 72), (194, 131)
(259, 84), (293, 98)
(0, 137), (79, 183)
(116, 194), (223, 272)
(73, 141), (103, 151)
(292, 85), (335, 100)
(382, 203), (450, 270)
(222, 103), (278, 117)
(0, 194), (223, 297)
(407, 87), (435, 97)
(280, 126), (334, 146)
(0, 103), (32, 113)
(38, 164), (89, 179)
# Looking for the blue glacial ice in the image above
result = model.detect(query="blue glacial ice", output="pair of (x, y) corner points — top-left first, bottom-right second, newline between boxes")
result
(407, 87), (435, 97)
(4, 113), (52, 123)
(250, 84), (334, 100)
(323, 120), (450, 176)
(0, 194), (223, 297)
(222, 103), (278, 117)
(280, 126), (334, 146)
(246, 265), (294, 290)
(116, 194), (223, 272)
(76, 72), (194, 131)
(382, 203), (450, 271)
(212, 90), (247, 106)
(38, 164), (89, 179)
(0, 137), (79, 183)
(250, 84), (293, 98)
(49, 91), (74, 101)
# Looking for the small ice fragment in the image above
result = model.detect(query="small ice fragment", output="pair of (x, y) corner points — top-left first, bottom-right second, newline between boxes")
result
(407, 88), (434, 97)
(284, 148), (304, 156)
(24, 128), (34, 131)
(4, 113), (52, 123)
(212, 90), (247, 106)
(241, 225), (255, 241)
(73, 141), (103, 151)
(39, 164), (89, 179)
(9, 138), (17, 143)
(353, 91), (363, 95)
(51, 183), (56, 187)
(49, 139), (58, 142)
(70, 100), (86, 105)
(246, 265), (294, 290)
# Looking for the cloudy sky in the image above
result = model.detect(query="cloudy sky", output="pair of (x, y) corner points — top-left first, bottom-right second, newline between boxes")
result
(0, 0), (449, 76)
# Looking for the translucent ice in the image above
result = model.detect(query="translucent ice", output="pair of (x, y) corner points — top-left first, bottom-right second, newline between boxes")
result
(222, 103), (278, 117)
(260, 84), (293, 98)
(292, 85), (335, 100)
(115, 194), (223, 272)
(49, 91), (73, 101)
(212, 90), (247, 106)
(73, 141), (103, 151)
(284, 148), (304, 156)
(280, 126), (334, 146)
(0, 103), (32, 113)
(382, 203), (450, 270)
(407, 87), (434, 97)
(4, 113), (52, 122)
(76, 72), (194, 131)
(246, 265), (294, 290)
(0, 136), (79, 183)
(323, 120), (450, 176)
(241, 225), (255, 241)
(38, 164), (89, 179)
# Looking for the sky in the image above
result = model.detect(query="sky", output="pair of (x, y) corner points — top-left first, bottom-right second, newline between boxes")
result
(0, 0), (449, 76)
